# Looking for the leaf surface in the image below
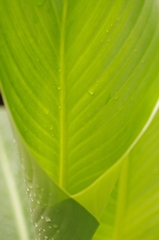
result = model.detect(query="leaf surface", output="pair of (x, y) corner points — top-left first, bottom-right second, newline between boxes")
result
(93, 103), (159, 240)
(0, 0), (159, 221)
(0, 107), (35, 240)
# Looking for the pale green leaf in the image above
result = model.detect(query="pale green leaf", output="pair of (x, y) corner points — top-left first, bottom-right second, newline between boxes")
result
(93, 104), (159, 240)
(0, 107), (35, 240)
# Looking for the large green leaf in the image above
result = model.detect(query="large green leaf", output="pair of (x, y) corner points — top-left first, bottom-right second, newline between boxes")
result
(93, 104), (159, 240)
(0, 107), (35, 240)
(0, 0), (159, 238)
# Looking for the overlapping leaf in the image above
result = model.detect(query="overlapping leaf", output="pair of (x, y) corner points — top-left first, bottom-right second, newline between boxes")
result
(93, 106), (159, 240)
(0, 107), (35, 240)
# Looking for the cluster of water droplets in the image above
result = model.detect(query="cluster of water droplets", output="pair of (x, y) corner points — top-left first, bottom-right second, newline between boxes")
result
(24, 179), (62, 240)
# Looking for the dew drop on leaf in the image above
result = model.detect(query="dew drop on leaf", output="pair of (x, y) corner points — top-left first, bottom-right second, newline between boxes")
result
(88, 89), (95, 95)
(45, 216), (51, 222)
(45, 109), (49, 115)
(35, 223), (38, 227)
(53, 224), (58, 228)
(57, 86), (61, 90)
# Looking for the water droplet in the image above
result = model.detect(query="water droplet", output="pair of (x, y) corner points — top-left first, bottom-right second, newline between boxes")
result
(57, 86), (61, 90)
(37, 200), (40, 204)
(35, 223), (38, 227)
(114, 96), (118, 100)
(58, 68), (61, 72)
(88, 89), (95, 96)
(41, 215), (44, 220)
(28, 183), (33, 189)
(34, 0), (46, 7)
(56, 230), (60, 234)
(106, 30), (109, 33)
(39, 228), (42, 232)
(53, 224), (58, 228)
(49, 226), (52, 229)
(49, 126), (53, 130)
(43, 229), (46, 232)
(45, 109), (49, 115)
(45, 216), (51, 222)
(58, 105), (61, 109)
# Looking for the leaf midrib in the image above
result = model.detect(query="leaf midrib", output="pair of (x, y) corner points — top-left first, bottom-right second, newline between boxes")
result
(59, 1), (68, 188)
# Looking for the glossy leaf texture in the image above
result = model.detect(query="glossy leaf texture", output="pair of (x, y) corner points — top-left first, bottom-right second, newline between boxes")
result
(0, 107), (35, 240)
(93, 105), (159, 240)
(0, 0), (159, 222)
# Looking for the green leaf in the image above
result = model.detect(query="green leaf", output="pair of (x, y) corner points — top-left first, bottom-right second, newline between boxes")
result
(0, 0), (159, 235)
(0, 107), (35, 240)
(16, 135), (98, 240)
(93, 104), (159, 240)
